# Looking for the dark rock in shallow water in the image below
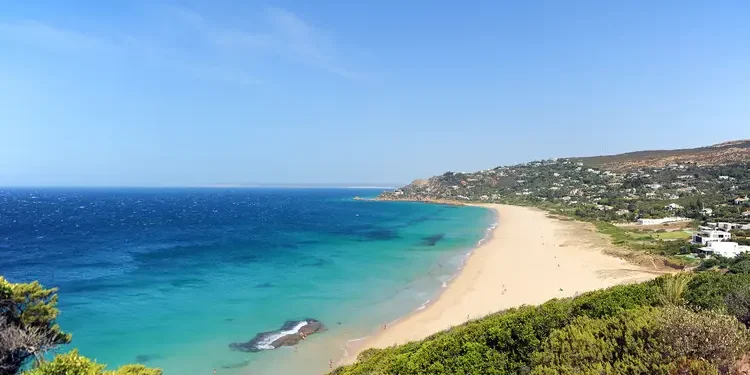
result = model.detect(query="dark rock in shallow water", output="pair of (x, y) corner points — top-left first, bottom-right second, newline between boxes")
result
(221, 361), (250, 369)
(229, 319), (325, 352)
(135, 354), (160, 363)
(422, 234), (445, 246)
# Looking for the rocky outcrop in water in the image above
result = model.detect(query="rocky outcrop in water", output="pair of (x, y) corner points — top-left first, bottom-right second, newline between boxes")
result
(229, 319), (325, 352)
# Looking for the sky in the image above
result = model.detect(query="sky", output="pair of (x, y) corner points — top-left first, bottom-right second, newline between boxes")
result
(1, 0), (749, 187)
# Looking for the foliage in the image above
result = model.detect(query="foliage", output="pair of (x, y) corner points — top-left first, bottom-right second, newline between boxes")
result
(23, 350), (104, 375)
(530, 306), (748, 375)
(1, 277), (160, 375)
(0, 277), (71, 375)
(659, 307), (750, 373)
(725, 288), (750, 327)
(529, 308), (670, 375)
(570, 282), (661, 318)
(729, 260), (750, 274)
(684, 272), (750, 312)
(333, 275), (750, 375)
(658, 273), (692, 306)
(22, 350), (162, 375)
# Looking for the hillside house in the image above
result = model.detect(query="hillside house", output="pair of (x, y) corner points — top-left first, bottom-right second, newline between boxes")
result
(637, 217), (689, 226)
(735, 196), (749, 205)
(692, 228), (732, 245)
(712, 222), (750, 231)
(665, 203), (683, 211)
(699, 242), (750, 258)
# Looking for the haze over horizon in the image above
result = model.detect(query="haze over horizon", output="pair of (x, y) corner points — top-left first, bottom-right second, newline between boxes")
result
(2, 1), (750, 187)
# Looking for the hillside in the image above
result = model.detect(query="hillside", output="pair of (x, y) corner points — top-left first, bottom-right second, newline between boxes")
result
(379, 140), (750, 224)
(572, 140), (750, 171)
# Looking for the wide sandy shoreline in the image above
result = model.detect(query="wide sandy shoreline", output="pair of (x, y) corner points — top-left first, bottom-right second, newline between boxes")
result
(341, 203), (662, 365)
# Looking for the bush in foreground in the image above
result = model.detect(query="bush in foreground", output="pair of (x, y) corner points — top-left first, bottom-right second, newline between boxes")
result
(332, 274), (750, 375)
(23, 350), (162, 375)
(1, 277), (161, 375)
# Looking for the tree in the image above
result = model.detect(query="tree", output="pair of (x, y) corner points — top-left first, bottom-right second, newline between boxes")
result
(0, 277), (71, 375)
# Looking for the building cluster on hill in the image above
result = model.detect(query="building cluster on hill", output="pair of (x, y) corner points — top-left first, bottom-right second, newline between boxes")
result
(381, 159), (750, 224)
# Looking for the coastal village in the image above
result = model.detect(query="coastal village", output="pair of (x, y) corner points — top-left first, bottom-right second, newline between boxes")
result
(380, 141), (750, 263)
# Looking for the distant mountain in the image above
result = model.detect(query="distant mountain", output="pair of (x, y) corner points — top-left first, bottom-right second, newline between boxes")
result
(572, 140), (750, 171)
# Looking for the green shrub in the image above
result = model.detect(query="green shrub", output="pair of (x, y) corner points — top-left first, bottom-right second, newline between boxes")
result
(729, 260), (750, 274)
(570, 282), (661, 318)
(659, 307), (750, 373)
(726, 288), (750, 327)
(684, 272), (750, 311)
(530, 308), (668, 375)
(334, 276), (750, 375)
(23, 350), (105, 375)
(530, 306), (749, 375)
(22, 350), (162, 375)
(658, 273), (692, 306)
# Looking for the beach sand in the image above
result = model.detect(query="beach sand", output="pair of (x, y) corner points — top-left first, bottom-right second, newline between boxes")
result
(343, 203), (663, 362)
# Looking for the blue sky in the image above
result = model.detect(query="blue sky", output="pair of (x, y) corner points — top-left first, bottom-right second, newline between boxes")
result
(1, 1), (749, 186)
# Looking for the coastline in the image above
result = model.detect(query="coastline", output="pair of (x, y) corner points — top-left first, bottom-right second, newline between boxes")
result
(340, 203), (664, 366)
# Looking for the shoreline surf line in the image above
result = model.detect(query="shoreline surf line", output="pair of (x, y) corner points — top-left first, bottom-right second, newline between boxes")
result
(336, 207), (499, 366)
(340, 203), (660, 368)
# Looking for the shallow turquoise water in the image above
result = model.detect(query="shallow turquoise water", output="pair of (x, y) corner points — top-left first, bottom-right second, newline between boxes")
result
(0, 188), (495, 374)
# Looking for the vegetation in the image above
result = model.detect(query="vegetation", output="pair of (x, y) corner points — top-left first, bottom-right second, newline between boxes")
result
(0, 277), (160, 375)
(331, 273), (750, 375)
(697, 253), (750, 273)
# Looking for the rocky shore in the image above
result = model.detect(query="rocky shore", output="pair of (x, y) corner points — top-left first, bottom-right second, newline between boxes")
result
(229, 319), (325, 352)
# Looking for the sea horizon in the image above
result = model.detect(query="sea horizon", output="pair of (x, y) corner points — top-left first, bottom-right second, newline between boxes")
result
(0, 188), (494, 374)
(0, 185), (402, 190)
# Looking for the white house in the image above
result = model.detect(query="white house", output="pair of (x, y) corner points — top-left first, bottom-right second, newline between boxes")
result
(699, 242), (750, 258)
(637, 217), (690, 226)
(714, 222), (750, 231)
(665, 203), (683, 211)
(701, 208), (714, 216)
(735, 196), (749, 205)
(692, 229), (732, 245)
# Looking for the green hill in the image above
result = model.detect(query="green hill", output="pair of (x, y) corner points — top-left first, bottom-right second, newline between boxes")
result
(331, 273), (750, 375)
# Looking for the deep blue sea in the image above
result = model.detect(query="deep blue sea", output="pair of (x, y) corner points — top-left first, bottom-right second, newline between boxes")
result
(0, 188), (494, 375)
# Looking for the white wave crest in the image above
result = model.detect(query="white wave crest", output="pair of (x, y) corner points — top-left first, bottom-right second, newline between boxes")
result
(254, 321), (309, 350)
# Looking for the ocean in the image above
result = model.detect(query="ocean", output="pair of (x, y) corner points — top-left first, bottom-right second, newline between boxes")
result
(0, 188), (495, 375)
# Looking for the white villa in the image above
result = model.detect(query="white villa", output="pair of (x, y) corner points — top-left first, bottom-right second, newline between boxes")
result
(692, 228), (732, 245)
(706, 222), (750, 231)
(637, 217), (690, 226)
(699, 242), (750, 258)
(665, 203), (683, 210)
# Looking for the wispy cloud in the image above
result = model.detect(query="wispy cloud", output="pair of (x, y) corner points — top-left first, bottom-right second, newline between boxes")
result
(157, 5), (364, 80)
(264, 7), (362, 79)
(0, 5), (363, 85)
(0, 20), (121, 52)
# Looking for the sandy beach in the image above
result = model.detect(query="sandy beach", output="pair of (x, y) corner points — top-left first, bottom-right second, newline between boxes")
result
(344, 203), (663, 361)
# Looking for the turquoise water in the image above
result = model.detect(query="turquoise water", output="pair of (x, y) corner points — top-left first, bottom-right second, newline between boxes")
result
(0, 188), (495, 374)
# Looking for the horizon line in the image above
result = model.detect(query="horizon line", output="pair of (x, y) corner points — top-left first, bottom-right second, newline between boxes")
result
(0, 184), (400, 189)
